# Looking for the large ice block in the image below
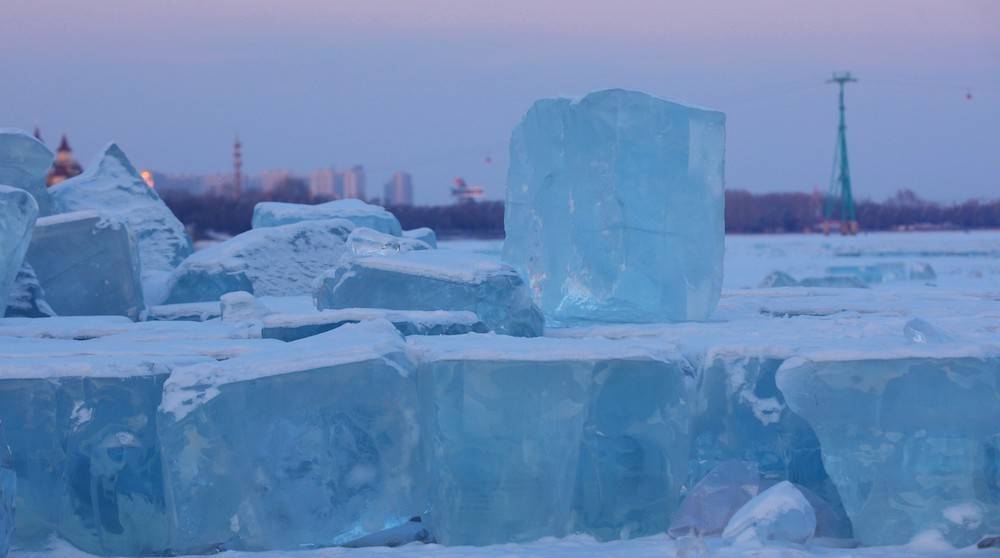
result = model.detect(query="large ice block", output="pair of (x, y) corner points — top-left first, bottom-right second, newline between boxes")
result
(252, 199), (402, 235)
(777, 354), (1000, 547)
(4, 263), (56, 318)
(0, 185), (38, 312)
(25, 211), (146, 320)
(315, 250), (544, 337)
(164, 218), (354, 303)
(0, 421), (15, 558)
(503, 89), (725, 323)
(0, 128), (54, 216)
(50, 143), (192, 288)
(410, 334), (691, 545)
(158, 321), (424, 552)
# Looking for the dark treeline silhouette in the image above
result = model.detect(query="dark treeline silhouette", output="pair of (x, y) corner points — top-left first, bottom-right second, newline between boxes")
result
(162, 183), (999, 241)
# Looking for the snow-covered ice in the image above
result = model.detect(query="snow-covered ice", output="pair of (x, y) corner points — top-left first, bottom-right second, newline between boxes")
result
(315, 250), (544, 337)
(0, 185), (38, 312)
(0, 129), (53, 216)
(164, 218), (354, 303)
(49, 143), (192, 299)
(252, 199), (403, 235)
(722, 480), (816, 545)
(25, 211), (145, 320)
(503, 89), (725, 324)
(346, 227), (431, 258)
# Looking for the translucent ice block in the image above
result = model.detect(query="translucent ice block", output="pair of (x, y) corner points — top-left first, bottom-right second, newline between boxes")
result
(0, 129), (53, 216)
(0, 185), (38, 312)
(503, 89), (725, 323)
(252, 199), (402, 235)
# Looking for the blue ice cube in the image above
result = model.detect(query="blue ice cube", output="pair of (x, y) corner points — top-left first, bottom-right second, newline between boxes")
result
(252, 199), (402, 235)
(25, 211), (145, 320)
(0, 128), (54, 216)
(0, 185), (38, 312)
(777, 355), (1000, 546)
(164, 218), (354, 303)
(158, 321), (424, 552)
(314, 250), (544, 337)
(503, 89), (725, 323)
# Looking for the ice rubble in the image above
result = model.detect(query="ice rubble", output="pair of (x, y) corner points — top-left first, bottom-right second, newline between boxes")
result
(159, 321), (424, 553)
(315, 250), (544, 337)
(164, 218), (354, 303)
(49, 144), (192, 292)
(252, 199), (402, 235)
(25, 212), (146, 320)
(0, 185), (38, 312)
(503, 89), (725, 323)
(0, 129), (53, 216)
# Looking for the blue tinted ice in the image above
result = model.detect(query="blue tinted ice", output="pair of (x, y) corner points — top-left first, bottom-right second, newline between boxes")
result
(252, 199), (402, 235)
(0, 129), (53, 216)
(346, 227), (430, 258)
(158, 321), (424, 552)
(315, 250), (544, 336)
(722, 481), (816, 544)
(670, 461), (760, 537)
(51, 143), (192, 292)
(0, 421), (15, 558)
(3, 263), (55, 318)
(777, 355), (1000, 547)
(0, 185), (38, 312)
(402, 227), (437, 248)
(25, 212), (145, 320)
(503, 89), (725, 323)
(164, 218), (354, 303)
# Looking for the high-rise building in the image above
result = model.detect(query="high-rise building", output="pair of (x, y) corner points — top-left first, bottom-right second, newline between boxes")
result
(340, 165), (366, 200)
(309, 168), (337, 199)
(383, 171), (414, 206)
(261, 169), (293, 194)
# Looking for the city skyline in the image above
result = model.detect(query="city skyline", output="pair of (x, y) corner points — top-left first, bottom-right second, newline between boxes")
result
(3, 0), (998, 205)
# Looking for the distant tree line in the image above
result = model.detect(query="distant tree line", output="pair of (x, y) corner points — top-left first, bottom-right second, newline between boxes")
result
(161, 179), (999, 241)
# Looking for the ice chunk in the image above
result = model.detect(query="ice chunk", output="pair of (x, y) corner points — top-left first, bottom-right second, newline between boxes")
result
(346, 226), (430, 258)
(0, 128), (54, 216)
(798, 276), (868, 288)
(777, 355), (1000, 546)
(164, 218), (354, 303)
(670, 461), (759, 537)
(261, 308), (487, 341)
(315, 250), (544, 337)
(903, 318), (952, 344)
(758, 271), (798, 288)
(0, 421), (15, 558)
(252, 199), (402, 235)
(50, 144), (192, 288)
(25, 211), (145, 320)
(402, 227), (437, 248)
(220, 291), (271, 324)
(908, 262), (937, 281)
(502, 89), (725, 323)
(0, 185), (38, 311)
(722, 481), (816, 544)
(158, 321), (424, 552)
(4, 263), (56, 318)
(410, 334), (691, 545)
(146, 301), (221, 322)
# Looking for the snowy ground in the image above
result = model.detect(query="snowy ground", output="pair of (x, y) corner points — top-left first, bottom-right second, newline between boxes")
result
(6, 231), (1000, 558)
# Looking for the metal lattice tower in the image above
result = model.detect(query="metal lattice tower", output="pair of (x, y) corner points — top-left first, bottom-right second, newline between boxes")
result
(824, 72), (858, 235)
(233, 135), (243, 199)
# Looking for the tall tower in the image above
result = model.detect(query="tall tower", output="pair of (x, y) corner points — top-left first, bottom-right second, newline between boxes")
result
(233, 135), (243, 199)
(824, 72), (858, 235)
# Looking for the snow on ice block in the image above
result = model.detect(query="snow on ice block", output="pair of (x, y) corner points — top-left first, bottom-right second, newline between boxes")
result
(409, 334), (691, 545)
(502, 89), (725, 324)
(164, 218), (354, 303)
(315, 250), (544, 337)
(722, 481), (816, 545)
(50, 143), (192, 285)
(670, 460), (760, 537)
(25, 211), (145, 320)
(0, 128), (54, 216)
(158, 321), (424, 553)
(346, 226), (430, 258)
(0, 421), (15, 558)
(402, 227), (437, 248)
(252, 199), (402, 235)
(0, 352), (207, 554)
(3, 263), (55, 318)
(261, 308), (487, 341)
(777, 354), (1000, 547)
(0, 185), (38, 311)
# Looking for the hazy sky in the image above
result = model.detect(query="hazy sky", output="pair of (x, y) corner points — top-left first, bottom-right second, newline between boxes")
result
(2, 0), (998, 204)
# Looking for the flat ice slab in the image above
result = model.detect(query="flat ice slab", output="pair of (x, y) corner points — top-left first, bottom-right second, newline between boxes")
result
(503, 89), (725, 323)
(252, 199), (402, 235)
